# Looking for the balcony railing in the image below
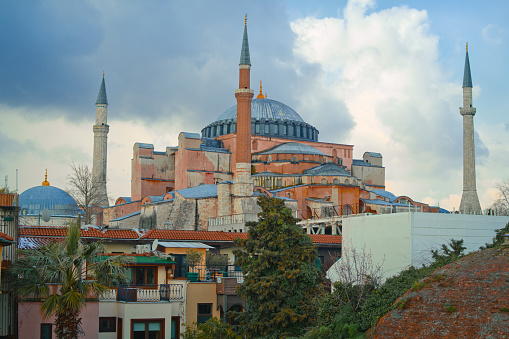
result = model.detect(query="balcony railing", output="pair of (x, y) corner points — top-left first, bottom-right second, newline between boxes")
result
(99, 284), (184, 302)
(188, 265), (244, 282)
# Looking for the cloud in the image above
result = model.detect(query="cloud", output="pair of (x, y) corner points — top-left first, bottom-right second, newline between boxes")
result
(289, 0), (486, 210)
(481, 24), (504, 45)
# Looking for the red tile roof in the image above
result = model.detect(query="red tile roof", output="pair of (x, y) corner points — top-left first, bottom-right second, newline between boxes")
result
(19, 227), (104, 238)
(141, 229), (232, 241)
(309, 234), (342, 244)
(0, 231), (14, 242)
(18, 227), (341, 245)
(223, 232), (342, 244)
(102, 229), (139, 239)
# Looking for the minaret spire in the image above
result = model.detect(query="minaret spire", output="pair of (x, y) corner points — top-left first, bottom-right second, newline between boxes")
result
(92, 74), (110, 211)
(459, 44), (481, 214)
(233, 15), (254, 197)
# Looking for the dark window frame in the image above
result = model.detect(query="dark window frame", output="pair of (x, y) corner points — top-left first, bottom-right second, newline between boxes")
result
(41, 323), (52, 339)
(197, 303), (213, 324)
(99, 317), (117, 332)
(131, 318), (165, 339)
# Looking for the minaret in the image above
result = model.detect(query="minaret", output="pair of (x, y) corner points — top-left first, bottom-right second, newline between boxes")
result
(459, 43), (481, 214)
(93, 74), (109, 207)
(233, 15), (254, 197)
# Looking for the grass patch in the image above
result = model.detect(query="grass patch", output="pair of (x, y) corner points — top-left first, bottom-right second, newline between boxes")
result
(443, 303), (456, 313)
(500, 307), (509, 312)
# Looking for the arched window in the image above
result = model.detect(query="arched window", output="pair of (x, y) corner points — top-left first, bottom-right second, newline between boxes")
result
(265, 123), (270, 134)
(344, 179), (350, 185)
(288, 125), (293, 136)
(255, 123), (260, 134)
(277, 179), (282, 188)
(265, 179), (271, 189)
(282, 124), (287, 135)
(291, 155), (297, 163)
(321, 178), (327, 185)
(274, 123), (279, 135)
(226, 124), (230, 134)
(333, 179), (339, 184)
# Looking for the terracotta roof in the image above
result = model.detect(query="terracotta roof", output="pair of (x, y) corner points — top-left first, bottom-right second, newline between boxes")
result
(19, 227), (104, 238)
(141, 229), (232, 242)
(18, 227), (342, 245)
(309, 234), (342, 244)
(224, 232), (342, 244)
(102, 229), (140, 239)
(0, 231), (14, 242)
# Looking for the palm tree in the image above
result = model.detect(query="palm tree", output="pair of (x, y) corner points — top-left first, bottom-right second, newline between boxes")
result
(11, 223), (130, 338)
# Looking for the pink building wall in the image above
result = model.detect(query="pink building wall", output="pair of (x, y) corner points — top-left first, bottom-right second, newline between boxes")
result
(19, 301), (99, 339)
(102, 200), (142, 226)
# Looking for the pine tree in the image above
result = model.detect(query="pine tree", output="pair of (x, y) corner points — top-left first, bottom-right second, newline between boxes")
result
(233, 196), (322, 338)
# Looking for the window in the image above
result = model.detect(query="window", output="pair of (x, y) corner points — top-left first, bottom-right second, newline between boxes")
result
(264, 123), (269, 134)
(132, 319), (164, 339)
(126, 266), (157, 285)
(170, 317), (180, 339)
(41, 324), (52, 339)
(197, 303), (213, 324)
(282, 124), (287, 135)
(99, 317), (116, 332)
(255, 123), (260, 134)
(274, 123), (279, 134)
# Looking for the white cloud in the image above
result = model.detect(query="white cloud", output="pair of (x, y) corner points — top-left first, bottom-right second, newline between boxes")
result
(0, 105), (183, 201)
(290, 0), (501, 211)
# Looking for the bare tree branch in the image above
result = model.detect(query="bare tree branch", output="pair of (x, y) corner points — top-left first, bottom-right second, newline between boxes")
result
(328, 244), (384, 312)
(66, 162), (103, 225)
(490, 179), (509, 215)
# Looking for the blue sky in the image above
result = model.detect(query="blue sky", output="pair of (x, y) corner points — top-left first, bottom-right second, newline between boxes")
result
(1, 0), (508, 211)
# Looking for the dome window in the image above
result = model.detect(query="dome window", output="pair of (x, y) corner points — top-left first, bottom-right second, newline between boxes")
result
(264, 122), (269, 134)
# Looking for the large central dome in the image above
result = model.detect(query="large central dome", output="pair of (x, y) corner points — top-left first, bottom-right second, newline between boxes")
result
(202, 98), (319, 142)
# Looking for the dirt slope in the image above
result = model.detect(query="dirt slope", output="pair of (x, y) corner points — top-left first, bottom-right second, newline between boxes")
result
(369, 246), (509, 339)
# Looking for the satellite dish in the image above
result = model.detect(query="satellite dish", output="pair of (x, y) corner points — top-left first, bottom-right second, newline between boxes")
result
(41, 209), (51, 222)
(152, 239), (159, 252)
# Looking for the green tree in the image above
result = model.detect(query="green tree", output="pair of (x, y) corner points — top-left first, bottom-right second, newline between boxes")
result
(233, 196), (322, 338)
(10, 222), (130, 339)
(180, 318), (240, 339)
(431, 238), (466, 263)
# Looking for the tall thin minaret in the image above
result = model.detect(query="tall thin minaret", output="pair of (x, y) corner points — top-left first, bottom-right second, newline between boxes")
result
(93, 74), (109, 207)
(459, 43), (481, 214)
(233, 15), (254, 197)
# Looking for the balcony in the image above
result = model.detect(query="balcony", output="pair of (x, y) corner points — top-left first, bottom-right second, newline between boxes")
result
(187, 264), (244, 282)
(99, 284), (184, 302)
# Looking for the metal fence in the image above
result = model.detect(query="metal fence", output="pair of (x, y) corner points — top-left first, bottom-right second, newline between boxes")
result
(189, 265), (244, 282)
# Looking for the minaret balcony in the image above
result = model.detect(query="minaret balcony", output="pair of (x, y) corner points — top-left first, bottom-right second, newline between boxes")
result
(460, 107), (476, 116)
(235, 88), (254, 94)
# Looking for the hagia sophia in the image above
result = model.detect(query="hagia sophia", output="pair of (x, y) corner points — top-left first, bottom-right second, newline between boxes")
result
(18, 18), (446, 232)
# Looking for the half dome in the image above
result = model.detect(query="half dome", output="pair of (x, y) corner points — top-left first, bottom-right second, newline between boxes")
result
(202, 98), (319, 142)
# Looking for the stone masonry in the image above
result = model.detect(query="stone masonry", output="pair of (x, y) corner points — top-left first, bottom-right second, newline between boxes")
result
(93, 76), (110, 207)
(459, 45), (481, 214)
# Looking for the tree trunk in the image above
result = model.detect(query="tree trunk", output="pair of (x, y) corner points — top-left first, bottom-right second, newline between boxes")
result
(55, 309), (82, 339)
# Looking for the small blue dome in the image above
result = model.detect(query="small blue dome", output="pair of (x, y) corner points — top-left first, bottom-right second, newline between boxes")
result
(19, 186), (81, 217)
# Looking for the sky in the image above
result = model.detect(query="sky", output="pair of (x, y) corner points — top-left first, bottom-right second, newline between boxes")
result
(1, 0), (508, 212)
